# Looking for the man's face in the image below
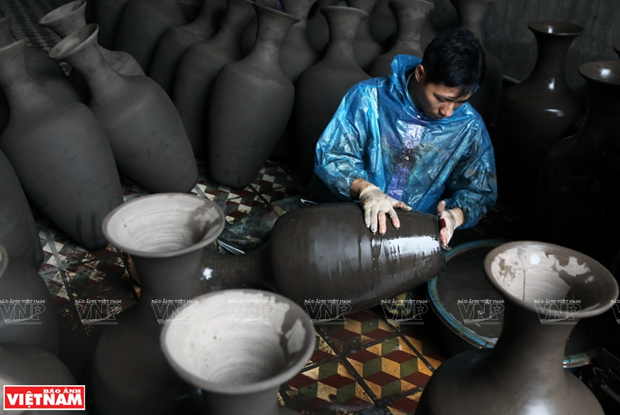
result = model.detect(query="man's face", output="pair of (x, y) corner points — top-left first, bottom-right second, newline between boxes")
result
(409, 65), (473, 120)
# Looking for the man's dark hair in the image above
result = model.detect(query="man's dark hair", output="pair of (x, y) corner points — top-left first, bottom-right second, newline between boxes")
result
(421, 28), (486, 97)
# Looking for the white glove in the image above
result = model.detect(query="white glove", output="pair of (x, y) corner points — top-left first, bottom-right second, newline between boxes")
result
(437, 200), (463, 249)
(359, 184), (412, 234)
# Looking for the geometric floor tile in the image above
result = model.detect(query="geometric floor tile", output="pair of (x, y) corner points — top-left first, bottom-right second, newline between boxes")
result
(319, 310), (397, 354)
(387, 391), (423, 415)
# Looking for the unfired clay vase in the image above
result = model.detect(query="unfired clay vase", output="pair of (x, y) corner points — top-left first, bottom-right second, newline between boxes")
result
(305, 0), (340, 53)
(451, 0), (503, 129)
(203, 203), (445, 312)
(173, 0), (256, 156)
(0, 39), (123, 249)
(93, 0), (130, 49)
(149, 0), (224, 95)
(90, 193), (225, 415)
(279, 0), (319, 84)
(416, 241), (618, 415)
(114, 0), (187, 72)
(368, 0), (397, 46)
(367, 0), (434, 77)
(497, 21), (584, 212)
(39, 0), (144, 103)
(0, 150), (43, 268)
(537, 61), (620, 268)
(349, 0), (385, 70)
(161, 289), (315, 414)
(295, 6), (370, 185)
(50, 24), (199, 193)
(207, 4), (298, 188)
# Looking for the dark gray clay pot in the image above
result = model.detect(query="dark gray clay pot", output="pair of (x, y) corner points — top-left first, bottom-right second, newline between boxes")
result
(161, 289), (315, 414)
(207, 4), (299, 188)
(416, 241), (618, 415)
(114, 0), (187, 73)
(279, 0), (319, 84)
(93, 0), (130, 49)
(0, 39), (123, 249)
(294, 5), (370, 185)
(91, 193), (225, 415)
(305, 0), (340, 53)
(367, 0), (434, 77)
(368, 0), (397, 46)
(349, 0), (385, 71)
(149, 0), (224, 95)
(0, 245), (59, 356)
(0, 150), (43, 268)
(173, 0), (256, 157)
(50, 24), (199, 193)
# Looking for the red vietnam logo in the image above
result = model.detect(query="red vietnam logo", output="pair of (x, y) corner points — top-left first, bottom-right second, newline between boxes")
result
(3, 386), (85, 410)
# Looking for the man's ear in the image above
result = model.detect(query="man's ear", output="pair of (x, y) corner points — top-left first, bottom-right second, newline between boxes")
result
(415, 64), (426, 82)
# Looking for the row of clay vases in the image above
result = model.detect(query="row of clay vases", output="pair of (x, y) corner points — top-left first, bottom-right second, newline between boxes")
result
(497, 21), (584, 214)
(451, 0), (503, 129)
(537, 61), (620, 269)
(279, 0), (320, 84)
(367, 0), (434, 77)
(39, 0), (144, 103)
(349, 0), (385, 71)
(295, 6), (370, 185)
(149, 0), (225, 95)
(417, 241), (617, 415)
(173, 0), (256, 156)
(0, 150), (43, 268)
(0, 39), (123, 249)
(207, 4), (298, 188)
(49, 24), (199, 194)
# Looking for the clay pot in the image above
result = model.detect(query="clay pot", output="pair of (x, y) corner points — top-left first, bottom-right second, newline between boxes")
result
(294, 6), (370, 185)
(417, 241), (618, 415)
(0, 245), (59, 356)
(90, 193), (225, 415)
(279, 0), (319, 84)
(203, 203), (445, 312)
(39, 0), (144, 103)
(50, 24), (199, 193)
(114, 0), (187, 73)
(496, 21), (584, 212)
(0, 39), (123, 249)
(173, 0), (256, 157)
(93, 0), (130, 49)
(348, 0), (385, 71)
(207, 4), (298, 188)
(161, 289), (315, 414)
(306, 0), (339, 53)
(149, 0), (224, 95)
(0, 150), (42, 268)
(537, 61), (620, 268)
(367, 0), (435, 77)
(451, 0), (503, 129)
(369, 0), (397, 46)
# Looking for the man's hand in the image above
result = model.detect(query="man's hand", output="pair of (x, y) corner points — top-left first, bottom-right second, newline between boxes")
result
(358, 184), (412, 234)
(437, 200), (464, 248)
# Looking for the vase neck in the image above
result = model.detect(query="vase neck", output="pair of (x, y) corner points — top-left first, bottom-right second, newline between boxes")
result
(580, 76), (620, 149)
(134, 251), (203, 301)
(280, 0), (316, 23)
(0, 40), (53, 109)
(0, 16), (13, 46)
(246, 4), (298, 67)
(39, 0), (87, 38)
(526, 31), (580, 86)
(213, 0), (255, 50)
(188, 0), (222, 39)
(451, 0), (493, 42)
(391, 0), (434, 51)
(323, 7), (367, 61)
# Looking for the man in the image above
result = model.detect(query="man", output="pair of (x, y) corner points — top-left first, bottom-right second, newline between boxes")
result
(312, 28), (497, 248)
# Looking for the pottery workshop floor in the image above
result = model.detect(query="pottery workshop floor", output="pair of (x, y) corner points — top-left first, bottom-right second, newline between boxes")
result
(0, 1), (577, 414)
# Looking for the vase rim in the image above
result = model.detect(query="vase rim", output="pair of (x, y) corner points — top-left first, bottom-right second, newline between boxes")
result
(49, 23), (97, 61)
(0, 245), (7, 278)
(102, 193), (225, 259)
(528, 21), (584, 37)
(38, 0), (85, 27)
(160, 288), (316, 395)
(579, 61), (620, 86)
(483, 240), (619, 319)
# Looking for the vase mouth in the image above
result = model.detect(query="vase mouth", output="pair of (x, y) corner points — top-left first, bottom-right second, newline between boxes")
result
(528, 21), (584, 37)
(49, 23), (97, 61)
(102, 193), (225, 258)
(160, 289), (316, 395)
(0, 244), (7, 278)
(579, 61), (620, 85)
(39, 0), (85, 27)
(484, 241), (619, 319)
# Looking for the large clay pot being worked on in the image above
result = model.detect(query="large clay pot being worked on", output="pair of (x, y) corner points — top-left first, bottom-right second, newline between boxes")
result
(90, 193), (225, 415)
(416, 241), (618, 415)
(0, 39), (123, 249)
(207, 4), (299, 188)
(50, 24), (199, 193)
(161, 289), (316, 414)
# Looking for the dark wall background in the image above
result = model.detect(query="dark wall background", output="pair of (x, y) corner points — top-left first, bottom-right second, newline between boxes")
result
(428, 0), (620, 91)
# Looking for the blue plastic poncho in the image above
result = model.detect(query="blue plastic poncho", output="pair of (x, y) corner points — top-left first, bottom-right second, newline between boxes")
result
(314, 55), (497, 229)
